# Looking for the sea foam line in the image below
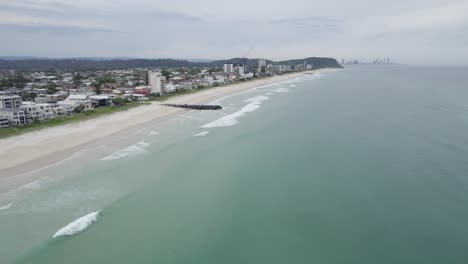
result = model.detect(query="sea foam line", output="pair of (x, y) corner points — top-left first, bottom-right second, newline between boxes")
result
(194, 131), (210, 137)
(201, 96), (269, 128)
(100, 140), (149, 161)
(53, 211), (101, 238)
(0, 203), (13, 210)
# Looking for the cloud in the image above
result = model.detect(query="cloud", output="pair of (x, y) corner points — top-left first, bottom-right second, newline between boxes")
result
(0, 0), (467, 63)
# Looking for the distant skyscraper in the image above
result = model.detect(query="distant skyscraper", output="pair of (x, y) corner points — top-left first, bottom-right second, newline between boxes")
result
(148, 70), (162, 94)
(223, 64), (234, 73)
(235, 65), (245, 76)
(258, 59), (267, 73)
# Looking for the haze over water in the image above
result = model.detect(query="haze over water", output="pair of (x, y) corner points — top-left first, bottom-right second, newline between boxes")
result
(2, 65), (468, 263)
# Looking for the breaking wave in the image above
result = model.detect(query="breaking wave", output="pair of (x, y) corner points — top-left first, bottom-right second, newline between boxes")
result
(194, 131), (210, 137)
(53, 210), (100, 238)
(274, 88), (290, 93)
(201, 95), (269, 128)
(244, 95), (270, 103)
(0, 203), (13, 210)
(101, 140), (149, 161)
(147, 131), (159, 136)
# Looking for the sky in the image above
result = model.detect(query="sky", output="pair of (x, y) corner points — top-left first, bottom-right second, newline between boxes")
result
(0, 0), (467, 64)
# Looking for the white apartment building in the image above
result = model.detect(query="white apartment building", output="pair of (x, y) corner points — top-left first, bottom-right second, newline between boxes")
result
(0, 95), (22, 109)
(0, 108), (27, 126)
(148, 70), (163, 94)
(0, 116), (9, 128)
(223, 64), (234, 73)
(20, 102), (56, 121)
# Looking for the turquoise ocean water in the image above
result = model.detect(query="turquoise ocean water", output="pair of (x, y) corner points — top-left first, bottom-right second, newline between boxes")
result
(2, 65), (468, 263)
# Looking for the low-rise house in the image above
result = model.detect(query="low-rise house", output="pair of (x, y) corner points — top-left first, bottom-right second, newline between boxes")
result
(46, 92), (68, 103)
(124, 94), (148, 101)
(34, 95), (49, 104)
(163, 83), (176, 93)
(0, 108), (28, 126)
(61, 94), (93, 110)
(51, 103), (73, 116)
(134, 86), (151, 96)
(89, 95), (115, 107)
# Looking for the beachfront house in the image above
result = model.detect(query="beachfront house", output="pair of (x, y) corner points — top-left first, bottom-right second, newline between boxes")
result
(20, 102), (56, 121)
(0, 108), (28, 126)
(60, 94), (93, 111)
(0, 116), (9, 128)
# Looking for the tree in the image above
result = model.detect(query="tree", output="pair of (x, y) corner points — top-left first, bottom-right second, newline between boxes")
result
(112, 97), (126, 106)
(161, 69), (171, 80)
(74, 105), (85, 113)
(46, 83), (58, 94)
(0, 73), (29, 90)
(73, 73), (82, 87)
(22, 93), (37, 101)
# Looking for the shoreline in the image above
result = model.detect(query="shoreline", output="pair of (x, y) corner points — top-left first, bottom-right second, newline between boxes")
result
(0, 71), (307, 181)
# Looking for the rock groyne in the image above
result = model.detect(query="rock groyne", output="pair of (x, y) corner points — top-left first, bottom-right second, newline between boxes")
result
(161, 104), (222, 110)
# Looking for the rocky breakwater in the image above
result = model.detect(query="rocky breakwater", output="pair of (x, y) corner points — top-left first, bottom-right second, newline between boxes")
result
(161, 104), (223, 110)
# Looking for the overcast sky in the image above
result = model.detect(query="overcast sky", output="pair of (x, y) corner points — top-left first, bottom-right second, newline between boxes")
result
(1, 0), (467, 64)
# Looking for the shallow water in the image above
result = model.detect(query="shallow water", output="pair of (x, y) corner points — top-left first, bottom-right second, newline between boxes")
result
(2, 66), (468, 263)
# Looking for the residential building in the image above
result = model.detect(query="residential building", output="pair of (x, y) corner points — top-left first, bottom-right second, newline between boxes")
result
(258, 59), (267, 73)
(0, 108), (27, 126)
(235, 65), (245, 76)
(148, 70), (163, 94)
(0, 95), (22, 109)
(20, 102), (56, 121)
(223, 64), (234, 73)
(0, 116), (9, 128)
(60, 94), (93, 110)
(134, 86), (151, 96)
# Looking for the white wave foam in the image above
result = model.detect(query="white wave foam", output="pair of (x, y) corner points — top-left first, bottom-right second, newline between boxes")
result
(201, 95), (268, 128)
(147, 131), (159, 136)
(289, 84), (297, 87)
(265, 92), (274, 95)
(0, 203), (13, 210)
(101, 140), (150, 161)
(274, 88), (290, 93)
(53, 211), (100, 238)
(194, 131), (210, 137)
(244, 95), (269, 103)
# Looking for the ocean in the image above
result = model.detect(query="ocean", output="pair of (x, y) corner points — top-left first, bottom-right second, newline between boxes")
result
(2, 65), (468, 263)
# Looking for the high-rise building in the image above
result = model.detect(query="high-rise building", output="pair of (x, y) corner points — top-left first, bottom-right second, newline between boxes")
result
(148, 70), (162, 95)
(258, 59), (267, 73)
(224, 64), (234, 73)
(235, 65), (244, 76)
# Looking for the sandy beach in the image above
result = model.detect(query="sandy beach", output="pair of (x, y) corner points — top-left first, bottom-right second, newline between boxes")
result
(0, 72), (305, 180)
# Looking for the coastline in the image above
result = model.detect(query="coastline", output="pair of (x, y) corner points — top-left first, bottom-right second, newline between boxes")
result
(0, 71), (306, 182)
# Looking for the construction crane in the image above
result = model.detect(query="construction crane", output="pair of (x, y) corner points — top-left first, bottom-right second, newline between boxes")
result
(241, 46), (254, 71)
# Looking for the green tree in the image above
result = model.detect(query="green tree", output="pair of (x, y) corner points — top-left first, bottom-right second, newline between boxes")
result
(112, 97), (127, 106)
(74, 105), (85, 113)
(22, 93), (37, 101)
(0, 73), (29, 90)
(161, 69), (171, 80)
(46, 83), (58, 94)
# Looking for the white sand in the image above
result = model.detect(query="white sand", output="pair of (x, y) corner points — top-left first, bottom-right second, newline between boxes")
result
(0, 72), (304, 173)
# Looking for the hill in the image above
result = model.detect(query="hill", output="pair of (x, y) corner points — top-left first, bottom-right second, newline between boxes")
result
(0, 57), (342, 71)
